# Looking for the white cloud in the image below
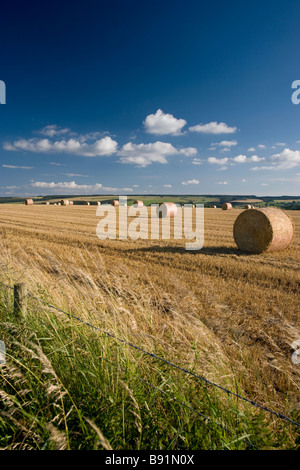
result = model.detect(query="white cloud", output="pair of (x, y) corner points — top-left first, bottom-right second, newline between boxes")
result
(65, 173), (88, 177)
(248, 147), (256, 151)
(249, 155), (264, 162)
(118, 141), (196, 167)
(181, 179), (199, 185)
(270, 148), (300, 169)
(257, 144), (266, 149)
(2, 164), (33, 169)
(37, 124), (70, 137)
(163, 184), (172, 188)
(217, 181), (229, 185)
(192, 158), (203, 165)
(144, 109), (187, 135)
(232, 154), (247, 163)
(242, 179), (246, 182)
(3, 136), (118, 157)
(275, 142), (286, 146)
(189, 121), (237, 134)
(31, 181), (102, 190)
(207, 157), (229, 165)
(214, 140), (238, 147)
(179, 147), (197, 156)
(30, 181), (133, 192)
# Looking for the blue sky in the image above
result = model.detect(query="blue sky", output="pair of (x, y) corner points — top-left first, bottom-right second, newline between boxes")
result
(1, 0), (300, 197)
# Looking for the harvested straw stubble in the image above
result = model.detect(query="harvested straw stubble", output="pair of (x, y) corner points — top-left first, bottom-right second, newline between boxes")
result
(233, 207), (294, 253)
(222, 202), (232, 211)
(156, 202), (178, 218)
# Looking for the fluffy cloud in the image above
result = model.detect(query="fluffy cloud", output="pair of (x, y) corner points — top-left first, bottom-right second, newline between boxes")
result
(144, 109), (187, 135)
(192, 158), (203, 165)
(232, 154), (247, 163)
(270, 148), (300, 169)
(249, 155), (265, 162)
(118, 141), (197, 167)
(37, 124), (70, 137)
(207, 157), (229, 165)
(189, 121), (237, 134)
(181, 179), (199, 185)
(4, 136), (118, 157)
(213, 140), (238, 147)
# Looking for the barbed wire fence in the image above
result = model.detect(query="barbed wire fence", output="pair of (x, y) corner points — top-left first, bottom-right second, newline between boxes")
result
(0, 279), (299, 449)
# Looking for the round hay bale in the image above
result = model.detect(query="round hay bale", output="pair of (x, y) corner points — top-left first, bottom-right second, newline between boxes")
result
(57, 202), (61, 206)
(60, 199), (70, 206)
(156, 202), (178, 218)
(45, 201), (50, 205)
(251, 205), (255, 209)
(222, 202), (232, 211)
(25, 199), (33, 205)
(213, 205), (217, 208)
(69, 201), (74, 205)
(244, 204), (252, 210)
(84, 201), (90, 206)
(133, 200), (144, 208)
(233, 207), (294, 254)
(112, 200), (119, 207)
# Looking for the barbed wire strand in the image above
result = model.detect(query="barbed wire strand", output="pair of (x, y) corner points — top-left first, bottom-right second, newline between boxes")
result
(1, 280), (299, 429)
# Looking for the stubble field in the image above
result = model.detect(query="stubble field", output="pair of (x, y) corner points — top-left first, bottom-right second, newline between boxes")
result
(0, 203), (299, 448)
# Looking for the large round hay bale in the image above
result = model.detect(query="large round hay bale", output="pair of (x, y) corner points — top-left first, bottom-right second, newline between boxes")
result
(233, 207), (294, 253)
(222, 202), (232, 211)
(133, 200), (144, 208)
(69, 201), (74, 205)
(156, 202), (178, 218)
(84, 201), (90, 206)
(25, 199), (33, 205)
(60, 199), (70, 206)
(244, 204), (252, 210)
(112, 200), (119, 207)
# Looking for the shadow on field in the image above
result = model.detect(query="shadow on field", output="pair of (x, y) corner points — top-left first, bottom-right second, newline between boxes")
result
(125, 245), (248, 256)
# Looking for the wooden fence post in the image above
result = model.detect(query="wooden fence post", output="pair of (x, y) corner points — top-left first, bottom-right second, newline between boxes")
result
(14, 283), (27, 316)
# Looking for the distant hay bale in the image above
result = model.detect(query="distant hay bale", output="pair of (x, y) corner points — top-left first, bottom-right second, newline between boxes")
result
(95, 201), (101, 205)
(45, 201), (50, 205)
(244, 204), (252, 210)
(222, 202), (232, 211)
(156, 202), (178, 218)
(213, 205), (217, 208)
(69, 201), (74, 205)
(60, 199), (70, 206)
(251, 205), (255, 209)
(133, 200), (144, 207)
(57, 202), (61, 206)
(112, 200), (119, 207)
(25, 199), (33, 205)
(233, 207), (294, 254)
(84, 201), (90, 206)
